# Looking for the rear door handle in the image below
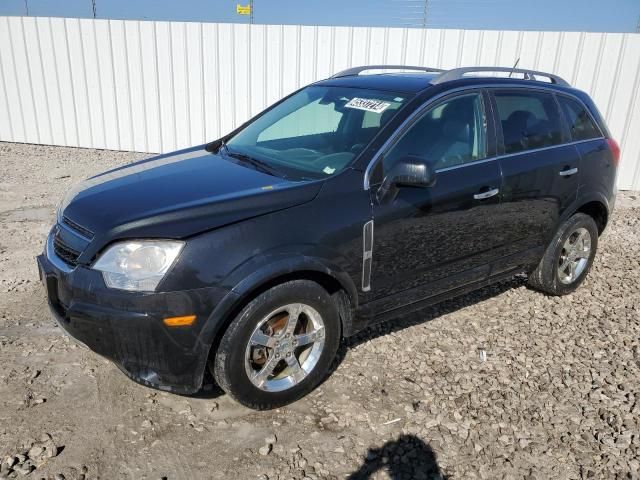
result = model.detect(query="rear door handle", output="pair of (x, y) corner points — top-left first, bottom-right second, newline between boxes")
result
(559, 167), (578, 177)
(473, 188), (499, 200)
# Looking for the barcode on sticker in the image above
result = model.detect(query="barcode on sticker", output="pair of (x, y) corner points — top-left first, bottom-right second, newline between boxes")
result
(345, 98), (391, 113)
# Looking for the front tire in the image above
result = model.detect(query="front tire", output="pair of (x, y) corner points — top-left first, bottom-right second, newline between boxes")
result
(212, 280), (341, 410)
(528, 213), (599, 296)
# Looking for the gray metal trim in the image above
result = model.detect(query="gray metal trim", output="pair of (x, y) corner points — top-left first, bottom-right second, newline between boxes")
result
(427, 138), (603, 174)
(431, 66), (570, 87)
(361, 220), (374, 292)
(331, 65), (444, 79)
(496, 138), (604, 161)
(435, 156), (499, 173)
(363, 83), (602, 190)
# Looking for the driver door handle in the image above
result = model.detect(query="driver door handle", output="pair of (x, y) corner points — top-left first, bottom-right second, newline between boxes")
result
(559, 167), (578, 177)
(473, 188), (499, 200)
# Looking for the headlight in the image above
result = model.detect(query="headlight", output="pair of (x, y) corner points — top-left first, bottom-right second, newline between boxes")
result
(93, 240), (184, 292)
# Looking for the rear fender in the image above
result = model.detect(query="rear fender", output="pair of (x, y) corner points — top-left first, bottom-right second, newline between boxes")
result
(563, 190), (612, 229)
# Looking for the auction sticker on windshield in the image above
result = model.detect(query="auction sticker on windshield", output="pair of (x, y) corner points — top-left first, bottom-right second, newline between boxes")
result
(345, 97), (391, 113)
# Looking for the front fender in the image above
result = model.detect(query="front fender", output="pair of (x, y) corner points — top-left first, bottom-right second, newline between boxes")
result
(194, 252), (359, 380)
(227, 253), (359, 308)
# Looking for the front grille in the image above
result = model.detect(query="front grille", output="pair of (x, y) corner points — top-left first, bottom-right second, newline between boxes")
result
(62, 216), (94, 239)
(53, 234), (81, 267)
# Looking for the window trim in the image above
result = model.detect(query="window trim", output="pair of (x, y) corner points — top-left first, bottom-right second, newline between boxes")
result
(381, 90), (490, 175)
(490, 88), (567, 156)
(387, 137), (603, 177)
(366, 88), (492, 187)
(363, 83), (605, 190)
(554, 92), (605, 142)
(495, 137), (603, 160)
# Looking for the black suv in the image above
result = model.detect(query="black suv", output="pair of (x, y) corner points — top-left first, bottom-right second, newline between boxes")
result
(38, 65), (619, 409)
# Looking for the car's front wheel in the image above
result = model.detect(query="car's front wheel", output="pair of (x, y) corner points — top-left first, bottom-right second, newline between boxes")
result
(212, 280), (341, 410)
(528, 212), (599, 295)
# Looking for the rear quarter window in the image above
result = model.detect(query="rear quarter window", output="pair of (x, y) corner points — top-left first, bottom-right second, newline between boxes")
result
(557, 96), (602, 141)
(494, 90), (564, 154)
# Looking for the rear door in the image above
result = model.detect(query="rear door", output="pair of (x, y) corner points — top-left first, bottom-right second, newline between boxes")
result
(555, 94), (612, 197)
(490, 88), (580, 272)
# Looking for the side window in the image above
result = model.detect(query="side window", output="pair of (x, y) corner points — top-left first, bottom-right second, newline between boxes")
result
(557, 96), (601, 141)
(494, 91), (563, 154)
(258, 98), (342, 142)
(383, 93), (487, 172)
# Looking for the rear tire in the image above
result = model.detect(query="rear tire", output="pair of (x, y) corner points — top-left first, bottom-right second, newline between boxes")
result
(528, 213), (598, 296)
(212, 280), (341, 410)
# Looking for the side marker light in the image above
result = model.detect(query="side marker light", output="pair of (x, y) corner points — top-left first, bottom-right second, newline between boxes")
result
(163, 315), (196, 327)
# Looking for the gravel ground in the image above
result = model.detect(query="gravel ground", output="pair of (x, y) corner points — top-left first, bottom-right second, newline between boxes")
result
(0, 141), (639, 480)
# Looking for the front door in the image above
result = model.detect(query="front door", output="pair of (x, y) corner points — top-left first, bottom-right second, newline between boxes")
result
(366, 91), (505, 314)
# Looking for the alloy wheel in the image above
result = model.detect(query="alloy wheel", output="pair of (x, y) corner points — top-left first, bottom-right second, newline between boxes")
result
(244, 303), (326, 392)
(557, 227), (591, 284)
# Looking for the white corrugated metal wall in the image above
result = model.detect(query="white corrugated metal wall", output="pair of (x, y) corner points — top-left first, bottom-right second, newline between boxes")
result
(1, 16), (639, 189)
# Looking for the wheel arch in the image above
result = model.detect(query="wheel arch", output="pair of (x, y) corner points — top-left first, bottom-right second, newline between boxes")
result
(228, 267), (357, 339)
(575, 200), (608, 235)
(564, 191), (612, 236)
(196, 257), (358, 388)
(227, 256), (358, 317)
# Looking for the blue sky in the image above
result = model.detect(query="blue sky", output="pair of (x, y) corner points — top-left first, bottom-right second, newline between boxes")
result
(0, 0), (638, 32)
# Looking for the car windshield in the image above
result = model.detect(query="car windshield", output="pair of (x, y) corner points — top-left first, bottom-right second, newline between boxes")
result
(225, 86), (409, 180)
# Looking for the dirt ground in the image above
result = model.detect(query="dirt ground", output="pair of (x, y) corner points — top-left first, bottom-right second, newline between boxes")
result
(0, 141), (639, 480)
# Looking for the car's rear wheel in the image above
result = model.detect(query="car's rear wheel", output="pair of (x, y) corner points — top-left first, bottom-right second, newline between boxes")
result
(528, 212), (599, 295)
(212, 280), (341, 410)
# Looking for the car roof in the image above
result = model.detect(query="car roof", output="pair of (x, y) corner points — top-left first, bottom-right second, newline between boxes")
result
(315, 66), (573, 96)
(315, 72), (440, 94)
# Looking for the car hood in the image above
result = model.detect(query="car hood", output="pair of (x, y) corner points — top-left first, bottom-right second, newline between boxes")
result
(60, 145), (323, 243)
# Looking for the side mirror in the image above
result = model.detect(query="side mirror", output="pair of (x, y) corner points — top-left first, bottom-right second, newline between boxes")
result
(376, 156), (436, 203)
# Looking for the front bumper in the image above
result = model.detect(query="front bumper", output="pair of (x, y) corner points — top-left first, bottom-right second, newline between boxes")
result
(37, 243), (230, 394)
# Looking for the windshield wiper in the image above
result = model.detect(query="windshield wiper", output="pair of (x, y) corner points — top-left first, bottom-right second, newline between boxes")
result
(225, 149), (285, 178)
(217, 139), (229, 155)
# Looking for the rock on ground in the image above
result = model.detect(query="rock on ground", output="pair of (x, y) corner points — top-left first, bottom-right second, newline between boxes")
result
(0, 142), (639, 479)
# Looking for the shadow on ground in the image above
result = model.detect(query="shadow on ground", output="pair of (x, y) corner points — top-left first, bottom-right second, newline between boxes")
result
(348, 434), (446, 480)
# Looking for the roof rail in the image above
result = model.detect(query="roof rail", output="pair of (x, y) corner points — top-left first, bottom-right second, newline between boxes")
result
(331, 65), (445, 79)
(431, 66), (570, 86)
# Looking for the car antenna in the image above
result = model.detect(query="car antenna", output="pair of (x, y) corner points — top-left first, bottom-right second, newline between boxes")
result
(508, 57), (520, 78)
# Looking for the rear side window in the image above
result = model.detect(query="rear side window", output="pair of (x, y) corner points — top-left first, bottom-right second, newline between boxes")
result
(557, 96), (601, 141)
(494, 91), (563, 154)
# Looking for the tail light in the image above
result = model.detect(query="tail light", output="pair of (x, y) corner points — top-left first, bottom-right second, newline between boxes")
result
(605, 138), (620, 166)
